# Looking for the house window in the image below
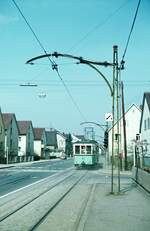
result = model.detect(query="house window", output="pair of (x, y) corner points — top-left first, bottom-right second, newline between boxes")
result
(19, 136), (21, 141)
(136, 134), (140, 141)
(144, 119), (147, 130)
(10, 127), (12, 135)
(10, 139), (13, 147)
(148, 118), (150, 129)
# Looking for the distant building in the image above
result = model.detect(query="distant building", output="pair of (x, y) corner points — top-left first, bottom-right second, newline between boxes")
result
(34, 128), (46, 158)
(45, 129), (66, 158)
(2, 113), (19, 163)
(71, 134), (85, 143)
(17, 121), (34, 161)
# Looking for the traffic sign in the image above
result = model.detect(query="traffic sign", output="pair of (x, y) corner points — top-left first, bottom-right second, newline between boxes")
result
(105, 113), (113, 121)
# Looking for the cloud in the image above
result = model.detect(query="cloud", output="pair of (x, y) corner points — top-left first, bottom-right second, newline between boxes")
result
(0, 14), (18, 24)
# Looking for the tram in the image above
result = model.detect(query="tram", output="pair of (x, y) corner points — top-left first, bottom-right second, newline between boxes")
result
(73, 140), (99, 167)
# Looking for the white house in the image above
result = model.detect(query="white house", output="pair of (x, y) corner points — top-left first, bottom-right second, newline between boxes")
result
(108, 104), (141, 166)
(2, 113), (19, 163)
(139, 93), (150, 146)
(137, 92), (150, 168)
(57, 131), (66, 153)
(34, 128), (46, 158)
(17, 121), (34, 161)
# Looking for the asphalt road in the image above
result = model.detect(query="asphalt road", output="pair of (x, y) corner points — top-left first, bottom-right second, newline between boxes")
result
(0, 165), (149, 231)
(0, 158), (74, 197)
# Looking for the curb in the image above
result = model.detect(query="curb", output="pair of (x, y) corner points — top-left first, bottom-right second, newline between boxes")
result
(0, 165), (15, 169)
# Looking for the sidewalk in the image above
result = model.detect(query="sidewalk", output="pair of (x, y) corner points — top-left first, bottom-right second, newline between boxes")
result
(98, 163), (132, 176)
(84, 181), (150, 231)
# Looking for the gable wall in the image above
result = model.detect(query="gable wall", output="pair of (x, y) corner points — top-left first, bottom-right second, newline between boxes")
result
(5, 117), (19, 156)
(26, 125), (34, 155)
(108, 105), (141, 157)
(18, 135), (26, 156)
(140, 99), (150, 154)
(57, 134), (66, 152)
(34, 140), (41, 156)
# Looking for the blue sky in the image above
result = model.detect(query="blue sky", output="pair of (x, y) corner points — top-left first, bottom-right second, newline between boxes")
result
(0, 0), (150, 137)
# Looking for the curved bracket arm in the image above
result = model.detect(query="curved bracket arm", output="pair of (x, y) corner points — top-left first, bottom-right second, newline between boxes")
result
(26, 52), (113, 96)
(26, 52), (113, 67)
(83, 63), (113, 96)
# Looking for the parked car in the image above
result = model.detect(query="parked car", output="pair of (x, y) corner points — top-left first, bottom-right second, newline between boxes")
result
(60, 153), (67, 160)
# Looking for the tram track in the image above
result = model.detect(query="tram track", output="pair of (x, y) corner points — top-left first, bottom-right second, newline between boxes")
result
(32, 172), (96, 231)
(30, 171), (88, 231)
(0, 169), (76, 222)
(0, 168), (74, 206)
(0, 170), (88, 231)
(71, 183), (96, 231)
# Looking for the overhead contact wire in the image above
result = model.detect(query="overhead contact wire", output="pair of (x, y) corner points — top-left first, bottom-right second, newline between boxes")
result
(121, 0), (142, 65)
(12, 0), (86, 121)
(68, 0), (131, 52)
(55, 69), (87, 121)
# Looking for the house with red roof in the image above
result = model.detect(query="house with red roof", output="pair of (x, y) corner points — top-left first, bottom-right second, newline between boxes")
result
(17, 121), (34, 161)
(2, 113), (19, 163)
(45, 129), (66, 158)
(33, 128), (46, 158)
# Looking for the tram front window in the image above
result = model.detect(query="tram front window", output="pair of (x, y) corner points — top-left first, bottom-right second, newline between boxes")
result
(75, 145), (80, 154)
(81, 145), (86, 154)
(87, 145), (91, 154)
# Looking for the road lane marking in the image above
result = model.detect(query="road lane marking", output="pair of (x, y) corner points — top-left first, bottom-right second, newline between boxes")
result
(0, 167), (73, 199)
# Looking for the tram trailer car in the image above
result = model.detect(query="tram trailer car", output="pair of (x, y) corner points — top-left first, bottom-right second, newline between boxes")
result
(73, 140), (99, 167)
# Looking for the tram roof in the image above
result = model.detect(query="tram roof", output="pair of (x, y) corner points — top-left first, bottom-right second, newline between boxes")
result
(74, 140), (98, 145)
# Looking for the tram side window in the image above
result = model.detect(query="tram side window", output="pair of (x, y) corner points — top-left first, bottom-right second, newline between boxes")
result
(81, 145), (86, 154)
(86, 145), (91, 154)
(75, 145), (80, 154)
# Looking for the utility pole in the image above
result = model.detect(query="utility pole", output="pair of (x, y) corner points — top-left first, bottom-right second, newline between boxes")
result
(115, 46), (121, 193)
(112, 45), (121, 193)
(6, 146), (8, 165)
(121, 81), (128, 170)
(111, 46), (116, 194)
